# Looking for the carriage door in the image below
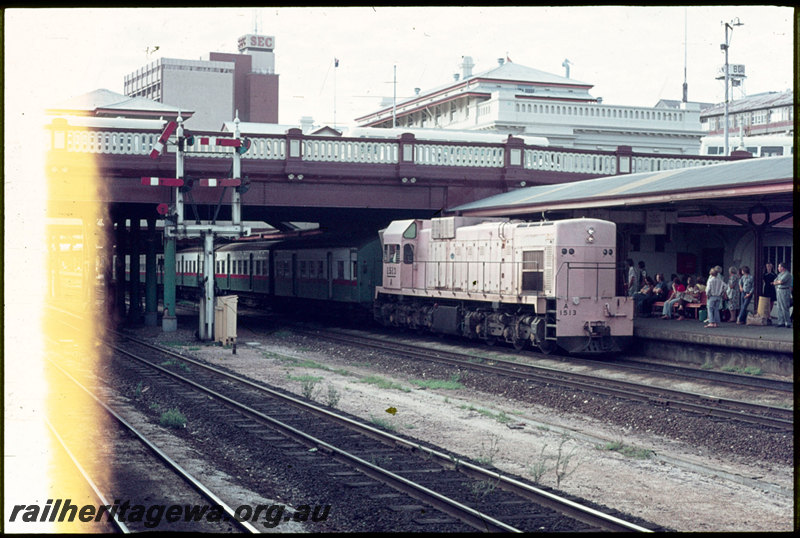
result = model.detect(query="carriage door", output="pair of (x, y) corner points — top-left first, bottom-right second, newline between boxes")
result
(327, 252), (333, 299)
(291, 253), (298, 296)
(249, 253), (254, 290)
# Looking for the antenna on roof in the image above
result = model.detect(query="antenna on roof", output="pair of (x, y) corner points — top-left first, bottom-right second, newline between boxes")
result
(682, 8), (688, 102)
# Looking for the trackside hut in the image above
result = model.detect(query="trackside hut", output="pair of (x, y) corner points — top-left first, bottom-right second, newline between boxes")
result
(449, 156), (793, 299)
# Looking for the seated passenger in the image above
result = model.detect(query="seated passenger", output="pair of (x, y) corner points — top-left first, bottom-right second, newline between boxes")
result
(633, 276), (655, 316)
(675, 276), (702, 320)
(661, 277), (686, 319)
(651, 273), (669, 302)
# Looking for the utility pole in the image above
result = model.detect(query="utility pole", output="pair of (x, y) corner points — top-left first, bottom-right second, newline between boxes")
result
(721, 17), (743, 156)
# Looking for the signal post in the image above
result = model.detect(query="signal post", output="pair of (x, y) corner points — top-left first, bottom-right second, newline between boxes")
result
(145, 113), (252, 339)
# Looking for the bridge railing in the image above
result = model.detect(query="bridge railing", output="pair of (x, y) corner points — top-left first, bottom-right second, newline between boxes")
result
(46, 121), (739, 176)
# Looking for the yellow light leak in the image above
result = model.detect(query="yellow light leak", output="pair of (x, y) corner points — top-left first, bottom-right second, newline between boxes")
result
(6, 124), (112, 532)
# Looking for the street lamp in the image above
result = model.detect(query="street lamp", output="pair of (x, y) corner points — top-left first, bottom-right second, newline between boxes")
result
(721, 17), (743, 156)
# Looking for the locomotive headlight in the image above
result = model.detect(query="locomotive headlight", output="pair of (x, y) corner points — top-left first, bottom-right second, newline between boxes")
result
(586, 226), (595, 243)
(587, 226), (595, 235)
(586, 235), (595, 243)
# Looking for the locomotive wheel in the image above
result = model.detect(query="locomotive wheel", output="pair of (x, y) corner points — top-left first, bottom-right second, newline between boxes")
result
(538, 340), (557, 355)
(512, 338), (526, 351)
(484, 336), (497, 346)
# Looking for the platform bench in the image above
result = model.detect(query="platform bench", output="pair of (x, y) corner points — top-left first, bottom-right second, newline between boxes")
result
(682, 292), (707, 319)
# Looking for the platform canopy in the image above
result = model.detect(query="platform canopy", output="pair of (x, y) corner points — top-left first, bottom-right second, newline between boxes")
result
(449, 156), (793, 226)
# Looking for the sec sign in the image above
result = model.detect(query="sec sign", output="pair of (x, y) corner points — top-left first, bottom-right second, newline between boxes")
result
(238, 34), (275, 51)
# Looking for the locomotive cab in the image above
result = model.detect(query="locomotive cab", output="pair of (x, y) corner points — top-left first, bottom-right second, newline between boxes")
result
(379, 219), (421, 291)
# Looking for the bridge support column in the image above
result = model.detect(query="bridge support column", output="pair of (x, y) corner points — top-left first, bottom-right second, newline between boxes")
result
(128, 218), (142, 324)
(144, 217), (158, 327)
(114, 216), (127, 323)
(162, 232), (177, 332)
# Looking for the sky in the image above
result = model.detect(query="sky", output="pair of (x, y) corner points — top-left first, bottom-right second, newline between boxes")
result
(4, 6), (795, 130)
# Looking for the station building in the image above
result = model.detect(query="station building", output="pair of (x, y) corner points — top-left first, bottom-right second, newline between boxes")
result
(123, 34), (280, 130)
(450, 156), (793, 307)
(698, 90), (794, 158)
(354, 56), (707, 155)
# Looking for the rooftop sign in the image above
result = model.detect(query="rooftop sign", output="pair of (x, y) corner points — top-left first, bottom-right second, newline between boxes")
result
(238, 34), (275, 52)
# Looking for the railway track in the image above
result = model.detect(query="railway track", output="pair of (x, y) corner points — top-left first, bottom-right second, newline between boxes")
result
(107, 330), (656, 532)
(228, 304), (792, 395)
(45, 352), (259, 533)
(289, 327), (793, 432)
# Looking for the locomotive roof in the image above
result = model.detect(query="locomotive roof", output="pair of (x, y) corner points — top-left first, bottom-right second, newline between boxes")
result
(450, 155), (793, 220)
(216, 240), (281, 252)
(271, 232), (377, 250)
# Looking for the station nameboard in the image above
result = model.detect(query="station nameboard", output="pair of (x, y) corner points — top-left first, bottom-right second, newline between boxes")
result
(238, 34), (275, 52)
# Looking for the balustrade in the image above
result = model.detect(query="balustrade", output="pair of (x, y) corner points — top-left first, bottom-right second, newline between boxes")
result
(48, 126), (730, 177)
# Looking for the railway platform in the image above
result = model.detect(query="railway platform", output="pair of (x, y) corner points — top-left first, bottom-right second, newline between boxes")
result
(631, 316), (793, 377)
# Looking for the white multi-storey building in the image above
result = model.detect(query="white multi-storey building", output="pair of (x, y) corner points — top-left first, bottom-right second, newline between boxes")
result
(125, 58), (235, 130)
(124, 34), (280, 131)
(355, 56), (706, 155)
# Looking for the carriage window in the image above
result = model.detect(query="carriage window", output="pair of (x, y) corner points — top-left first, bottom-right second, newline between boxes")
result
(403, 244), (414, 264)
(309, 261), (316, 278)
(317, 261), (324, 277)
(521, 250), (544, 292)
(384, 244), (400, 263)
(300, 261), (307, 278)
(352, 261), (358, 280)
(337, 261), (345, 280)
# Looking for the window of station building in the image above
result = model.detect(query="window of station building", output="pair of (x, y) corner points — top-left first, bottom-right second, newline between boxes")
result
(761, 146), (783, 157)
(630, 234), (641, 252)
(337, 260), (345, 280)
(764, 245), (792, 268)
(655, 235), (667, 253)
(521, 250), (544, 292)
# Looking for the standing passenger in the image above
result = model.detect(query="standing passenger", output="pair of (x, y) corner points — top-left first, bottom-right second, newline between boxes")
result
(763, 262), (777, 316)
(626, 259), (637, 297)
(638, 261), (647, 288)
(726, 266), (740, 323)
(705, 268), (725, 328)
(772, 262), (793, 328)
(736, 266), (754, 324)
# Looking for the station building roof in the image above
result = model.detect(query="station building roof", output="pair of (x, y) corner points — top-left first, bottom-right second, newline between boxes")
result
(450, 156), (793, 226)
